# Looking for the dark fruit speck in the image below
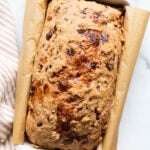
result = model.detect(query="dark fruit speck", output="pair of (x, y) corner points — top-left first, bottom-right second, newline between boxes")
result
(90, 62), (97, 69)
(68, 132), (78, 139)
(58, 79), (69, 91)
(81, 8), (88, 14)
(67, 97), (76, 102)
(54, 7), (60, 13)
(88, 30), (99, 47)
(96, 86), (100, 91)
(43, 84), (49, 95)
(100, 32), (108, 42)
(93, 12), (101, 18)
(46, 26), (57, 41)
(106, 63), (114, 71)
(37, 121), (43, 127)
(64, 17), (68, 21)
(46, 30), (53, 40)
(89, 31), (96, 42)
(67, 48), (75, 56)
(77, 29), (86, 34)
(51, 72), (59, 78)
(94, 108), (100, 120)
(61, 122), (70, 131)
(38, 64), (43, 71)
(30, 86), (35, 95)
(65, 132), (78, 143)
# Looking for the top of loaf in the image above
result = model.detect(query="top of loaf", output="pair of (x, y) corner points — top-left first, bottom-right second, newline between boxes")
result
(26, 0), (124, 149)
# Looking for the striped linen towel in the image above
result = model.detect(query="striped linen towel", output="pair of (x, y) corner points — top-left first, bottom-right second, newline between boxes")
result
(0, 0), (18, 149)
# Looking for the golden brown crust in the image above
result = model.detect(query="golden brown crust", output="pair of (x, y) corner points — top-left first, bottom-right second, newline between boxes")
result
(26, 0), (124, 149)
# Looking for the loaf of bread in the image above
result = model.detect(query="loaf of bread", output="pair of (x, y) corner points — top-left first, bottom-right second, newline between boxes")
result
(26, 0), (124, 149)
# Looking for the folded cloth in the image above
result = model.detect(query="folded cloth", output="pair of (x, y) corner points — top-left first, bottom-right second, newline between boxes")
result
(0, 0), (18, 149)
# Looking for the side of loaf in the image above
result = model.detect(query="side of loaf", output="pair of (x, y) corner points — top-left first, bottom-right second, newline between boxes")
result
(26, 0), (124, 149)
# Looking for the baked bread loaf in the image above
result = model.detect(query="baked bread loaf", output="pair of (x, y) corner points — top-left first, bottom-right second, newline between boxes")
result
(26, 0), (124, 149)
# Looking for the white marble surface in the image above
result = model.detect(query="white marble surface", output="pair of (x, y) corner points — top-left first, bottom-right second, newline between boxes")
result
(7, 0), (150, 150)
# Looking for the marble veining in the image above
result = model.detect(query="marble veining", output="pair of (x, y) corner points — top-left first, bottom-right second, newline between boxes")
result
(141, 54), (150, 69)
